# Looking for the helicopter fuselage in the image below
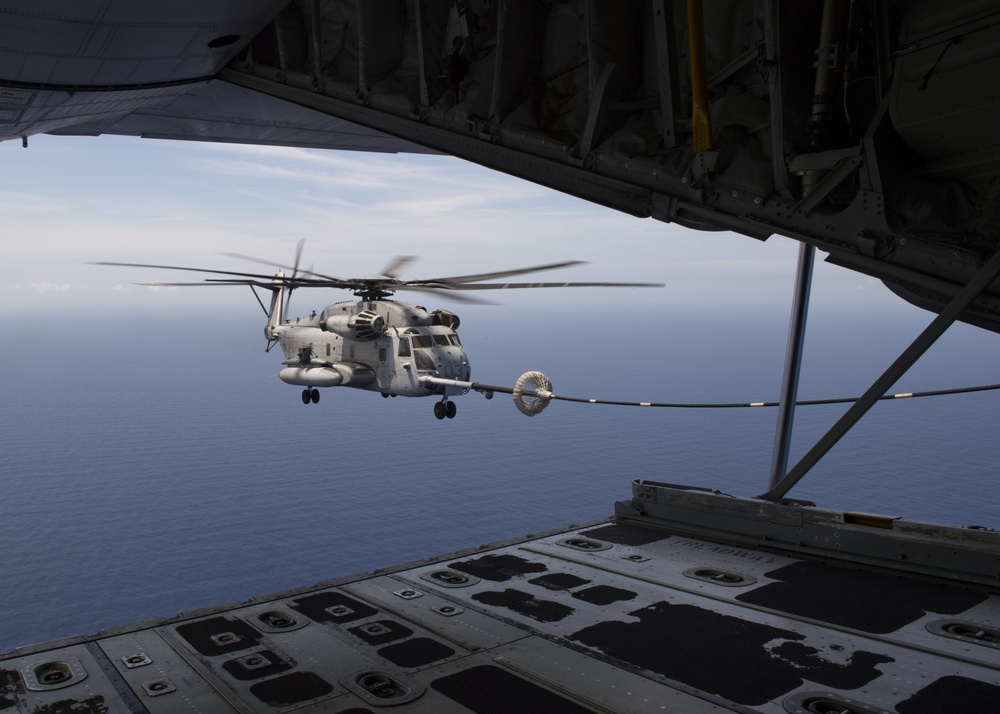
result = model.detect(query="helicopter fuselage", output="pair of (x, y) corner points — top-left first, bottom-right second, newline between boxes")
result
(272, 299), (470, 399)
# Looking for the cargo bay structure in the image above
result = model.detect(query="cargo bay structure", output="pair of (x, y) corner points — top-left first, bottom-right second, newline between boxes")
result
(2, 1), (999, 712)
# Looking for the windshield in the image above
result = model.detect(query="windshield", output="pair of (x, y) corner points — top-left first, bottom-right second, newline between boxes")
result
(413, 349), (435, 372)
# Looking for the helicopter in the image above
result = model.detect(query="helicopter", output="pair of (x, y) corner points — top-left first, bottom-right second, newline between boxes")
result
(95, 244), (662, 419)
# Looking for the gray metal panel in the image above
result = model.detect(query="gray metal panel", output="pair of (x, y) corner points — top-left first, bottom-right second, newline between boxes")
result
(3, 514), (1000, 713)
(0, 1), (285, 86)
(889, 0), (1000, 177)
(19, 80), (436, 154)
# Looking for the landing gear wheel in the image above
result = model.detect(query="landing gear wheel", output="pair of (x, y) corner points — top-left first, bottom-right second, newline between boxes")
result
(301, 389), (311, 405)
(310, 388), (320, 404)
(446, 401), (457, 419)
(381, 392), (390, 399)
(433, 402), (446, 420)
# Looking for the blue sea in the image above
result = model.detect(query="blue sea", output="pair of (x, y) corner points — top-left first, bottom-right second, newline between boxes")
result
(1, 304), (998, 652)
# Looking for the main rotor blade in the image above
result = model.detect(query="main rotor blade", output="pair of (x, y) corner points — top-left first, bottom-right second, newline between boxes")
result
(91, 261), (285, 282)
(395, 284), (495, 305)
(415, 260), (587, 285)
(136, 280), (278, 288)
(95, 261), (355, 291)
(425, 280), (666, 290)
(283, 240), (306, 319)
(220, 243), (345, 282)
(219, 251), (295, 270)
(211, 277), (368, 290)
(381, 255), (418, 279)
(290, 239), (304, 279)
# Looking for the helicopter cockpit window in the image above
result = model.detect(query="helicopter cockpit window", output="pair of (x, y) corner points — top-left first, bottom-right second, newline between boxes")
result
(413, 349), (435, 372)
(434, 335), (450, 346)
(398, 338), (411, 357)
(412, 335), (434, 349)
(448, 335), (461, 346)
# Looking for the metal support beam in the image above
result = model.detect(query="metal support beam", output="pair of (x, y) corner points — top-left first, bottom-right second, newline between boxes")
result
(488, 0), (509, 121)
(792, 154), (864, 216)
(414, 0), (429, 106)
(685, 0), (712, 152)
(759, 248), (1000, 502)
(356, 3), (370, 97)
(652, 0), (679, 149)
(768, 242), (815, 489)
(578, 62), (615, 160)
(309, 0), (324, 91)
(586, 0), (599, 95)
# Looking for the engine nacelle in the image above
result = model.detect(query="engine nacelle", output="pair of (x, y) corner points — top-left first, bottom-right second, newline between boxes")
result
(320, 309), (384, 340)
(431, 309), (460, 330)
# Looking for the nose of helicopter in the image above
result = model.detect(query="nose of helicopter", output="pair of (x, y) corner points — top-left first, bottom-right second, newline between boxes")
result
(438, 346), (470, 381)
(441, 348), (472, 381)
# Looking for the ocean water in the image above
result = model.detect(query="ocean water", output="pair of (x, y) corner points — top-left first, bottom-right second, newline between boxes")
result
(1, 305), (998, 652)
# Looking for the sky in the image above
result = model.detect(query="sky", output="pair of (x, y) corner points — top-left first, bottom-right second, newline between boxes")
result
(0, 133), (903, 319)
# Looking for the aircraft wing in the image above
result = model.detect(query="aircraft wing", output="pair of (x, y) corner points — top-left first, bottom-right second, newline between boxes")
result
(3, 1), (1000, 329)
(43, 80), (434, 155)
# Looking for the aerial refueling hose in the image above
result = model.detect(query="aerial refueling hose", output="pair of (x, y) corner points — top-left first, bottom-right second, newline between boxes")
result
(512, 371), (553, 416)
(528, 382), (1000, 409)
(504, 372), (1000, 408)
(423, 373), (1000, 417)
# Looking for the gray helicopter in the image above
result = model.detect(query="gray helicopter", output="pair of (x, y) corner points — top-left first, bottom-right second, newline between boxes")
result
(95, 245), (661, 419)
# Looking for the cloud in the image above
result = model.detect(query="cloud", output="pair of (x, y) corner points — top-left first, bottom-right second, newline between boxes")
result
(186, 157), (389, 190)
(376, 194), (493, 216)
(184, 143), (553, 208)
(0, 192), (66, 216)
(0, 135), (913, 316)
(31, 282), (72, 293)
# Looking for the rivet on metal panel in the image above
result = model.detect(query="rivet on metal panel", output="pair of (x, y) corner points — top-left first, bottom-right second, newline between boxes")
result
(142, 678), (177, 697)
(683, 567), (756, 587)
(121, 653), (152, 669)
(21, 658), (88, 692)
(557, 537), (613, 552)
(433, 604), (464, 617)
(421, 569), (481, 588)
(257, 610), (299, 629)
(209, 632), (240, 646)
(340, 668), (425, 706)
(927, 619), (1000, 649)
(326, 605), (355, 617)
(238, 653), (272, 670)
(782, 691), (888, 714)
